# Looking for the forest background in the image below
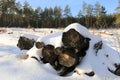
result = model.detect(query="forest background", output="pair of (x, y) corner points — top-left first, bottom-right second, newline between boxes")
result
(1, 0), (120, 28)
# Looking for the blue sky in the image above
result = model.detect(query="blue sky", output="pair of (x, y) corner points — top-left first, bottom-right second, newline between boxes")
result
(16, 0), (118, 16)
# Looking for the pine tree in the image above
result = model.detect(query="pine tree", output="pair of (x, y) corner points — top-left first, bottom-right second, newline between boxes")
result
(115, 0), (120, 13)
(77, 10), (83, 18)
(54, 6), (62, 27)
(82, 1), (87, 16)
(86, 4), (93, 27)
(114, 0), (120, 27)
(64, 5), (72, 26)
(95, 2), (101, 17)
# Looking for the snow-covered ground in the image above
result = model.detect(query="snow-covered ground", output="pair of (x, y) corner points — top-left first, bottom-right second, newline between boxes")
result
(0, 24), (120, 80)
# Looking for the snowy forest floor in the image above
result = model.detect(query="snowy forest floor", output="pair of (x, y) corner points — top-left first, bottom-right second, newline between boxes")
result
(0, 27), (120, 80)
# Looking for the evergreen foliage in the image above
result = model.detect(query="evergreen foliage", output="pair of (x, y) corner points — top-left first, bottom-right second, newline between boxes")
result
(0, 0), (119, 28)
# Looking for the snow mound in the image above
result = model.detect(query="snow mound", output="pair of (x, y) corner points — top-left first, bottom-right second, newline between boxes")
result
(21, 33), (39, 41)
(26, 23), (120, 79)
(36, 32), (63, 48)
(64, 23), (92, 38)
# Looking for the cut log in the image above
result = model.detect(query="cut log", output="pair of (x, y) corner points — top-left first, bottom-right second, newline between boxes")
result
(17, 36), (35, 50)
